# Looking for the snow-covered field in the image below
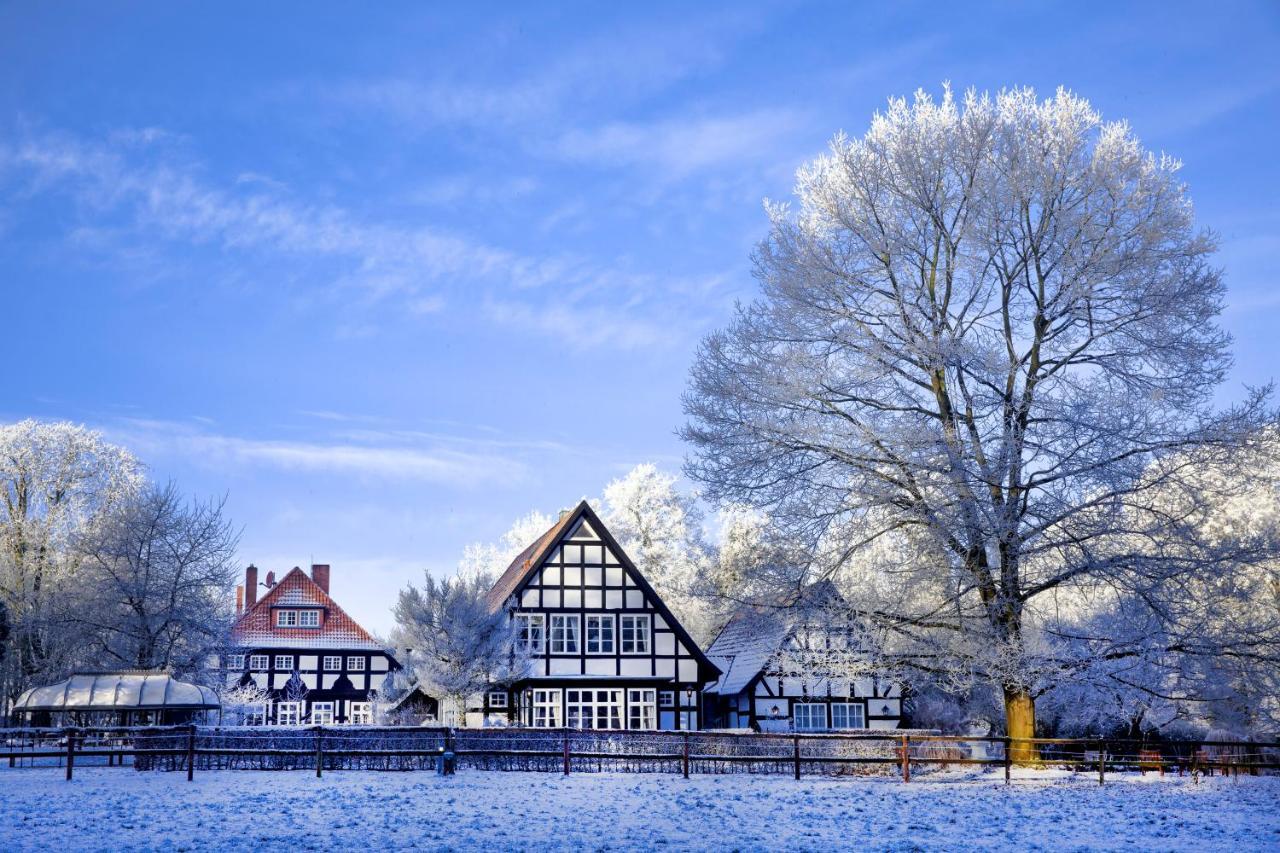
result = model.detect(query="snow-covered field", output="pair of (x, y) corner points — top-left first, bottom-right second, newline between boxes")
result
(1, 767), (1276, 851)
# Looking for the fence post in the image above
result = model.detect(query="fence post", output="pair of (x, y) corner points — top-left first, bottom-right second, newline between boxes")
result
(1098, 740), (1105, 786)
(186, 725), (196, 782)
(65, 728), (75, 782)
(793, 733), (801, 780)
(315, 726), (323, 779)
(563, 730), (570, 776)
(682, 732), (690, 779)
(1004, 736), (1011, 785)
(901, 734), (910, 783)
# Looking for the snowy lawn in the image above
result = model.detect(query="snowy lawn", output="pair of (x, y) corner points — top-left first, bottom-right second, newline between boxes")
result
(1, 767), (1276, 851)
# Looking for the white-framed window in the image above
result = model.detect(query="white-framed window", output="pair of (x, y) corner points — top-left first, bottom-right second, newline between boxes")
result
(298, 610), (320, 627)
(249, 654), (269, 671)
(658, 690), (675, 708)
(794, 703), (827, 732)
(532, 689), (561, 727)
(586, 614), (614, 654)
(488, 690), (508, 709)
(516, 613), (546, 653)
(349, 702), (372, 725)
(276, 701), (301, 726)
(628, 688), (656, 730)
(549, 615), (580, 654)
(225, 654), (245, 670)
(274, 655), (294, 670)
(243, 702), (269, 726)
(620, 615), (650, 654)
(347, 656), (365, 671)
(831, 702), (866, 730)
(566, 688), (623, 730)
(276, 610), (298, 627)
(323, 655), (342, 671)
(310, 702), (334, 725)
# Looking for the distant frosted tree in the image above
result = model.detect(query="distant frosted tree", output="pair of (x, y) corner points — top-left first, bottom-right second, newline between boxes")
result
(682, 86), (1276, 757)
(455, 511), (554, 582)
(0, 420), (142, 710)
(392, 572), (529, 720)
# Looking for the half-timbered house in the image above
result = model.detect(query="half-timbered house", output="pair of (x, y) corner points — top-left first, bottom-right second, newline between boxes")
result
(704, 583), (902, 731)
(483, 501), (720, 730)
(225, 563), (399, 725)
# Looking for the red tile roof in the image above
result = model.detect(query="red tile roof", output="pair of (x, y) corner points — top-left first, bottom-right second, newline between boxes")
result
(230, 566), (385, 651)
(483, 502), (582, 613)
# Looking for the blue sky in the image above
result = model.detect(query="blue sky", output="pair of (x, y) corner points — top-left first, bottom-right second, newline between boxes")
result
(2, 1), (1278, 634)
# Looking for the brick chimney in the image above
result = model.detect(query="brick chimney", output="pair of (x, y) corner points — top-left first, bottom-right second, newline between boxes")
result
(235, 585), (244, 614)
(311, 563), (330, 594)
(245, 565), (259, 609)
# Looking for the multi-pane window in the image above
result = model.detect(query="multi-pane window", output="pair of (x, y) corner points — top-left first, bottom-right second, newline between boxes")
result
(323, 656), (342, 671)
(276, 701), (301, 726)
(226, 654), (245, 670)
(276, 609), (320, 627)
(298, 610), (320, 627)
(532, 689), (561, 727)
(549, 615), (580, 654)
(620, 615), (650, 654)
(349, 702), (372, 725)
(586, 615), (614, 654)
(794, 703), (827, 732)
(347, 656), (365, 671)
(658, 690), (675, 708)
(243, 703), (268, 726)
(310, 702), (334, 725)
(249, 654), (269, 671)
(488, 690), (508, 709)
(516, 614), (545, 653)
(277, 610), (298, 627)
(566, 689), (623, 730)
(831, 702), (865, 730)
(274, 655), (294, 670)
(628, 689), (656, 730)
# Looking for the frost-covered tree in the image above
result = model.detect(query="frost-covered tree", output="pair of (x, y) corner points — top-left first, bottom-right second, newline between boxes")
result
(455, 510), (554, 583)
(600, 464), (717, 643)
(0, 420), (142, 711)
(682, 86), (1276, 757)
(72, 482), (239, 674)
(392, 572), (529, 721)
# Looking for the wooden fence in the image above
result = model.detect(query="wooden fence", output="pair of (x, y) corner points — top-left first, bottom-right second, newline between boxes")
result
(3, 726), (1278, 784)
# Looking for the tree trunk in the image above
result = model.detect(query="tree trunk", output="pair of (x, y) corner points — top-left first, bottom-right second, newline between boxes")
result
(1003, 686), (1038, 764)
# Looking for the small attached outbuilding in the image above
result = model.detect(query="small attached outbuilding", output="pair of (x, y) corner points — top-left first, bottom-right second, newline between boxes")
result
(10, 671), (220, 727)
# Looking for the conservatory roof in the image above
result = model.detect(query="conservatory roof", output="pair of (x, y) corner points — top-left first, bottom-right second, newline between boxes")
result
(13, 671), (220, 712)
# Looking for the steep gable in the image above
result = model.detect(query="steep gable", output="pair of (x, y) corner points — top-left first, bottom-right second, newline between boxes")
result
(230, 566), (385, 651)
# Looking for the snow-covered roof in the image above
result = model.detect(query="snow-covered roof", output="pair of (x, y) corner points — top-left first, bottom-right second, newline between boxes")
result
(230, 566), (388, 653)
(704, 608), (791, 695)
(13, 671), (219, 712)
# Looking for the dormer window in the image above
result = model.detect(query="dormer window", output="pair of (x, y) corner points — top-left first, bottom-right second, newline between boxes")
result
(276, 609), (321, 628)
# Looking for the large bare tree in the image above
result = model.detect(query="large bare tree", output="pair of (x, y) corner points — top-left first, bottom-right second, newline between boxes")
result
(682, 87), (1275, 756)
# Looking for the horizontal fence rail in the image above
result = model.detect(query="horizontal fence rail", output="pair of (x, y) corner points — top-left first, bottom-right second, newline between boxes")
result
(2, 726), (1278, 784)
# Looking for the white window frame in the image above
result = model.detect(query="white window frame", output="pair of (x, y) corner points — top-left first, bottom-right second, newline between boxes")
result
(627, 688), (656, 730)
(244, 702), (269, 726)
(620, 614), (650, 654)
(276, 701), (301, 726)
(249, 654), (269, 671)
(516, 613), (546, 653)
(347, 656), (365, 671)
(276, 610), (298, 627)
(488, 690), (508, 709)
(566, 688), (623, 730)
(298, 610), (320, 627)
(794, 702), (827, 732)
(225, 654), (245, 670)
(658, 690), (675, 708)
(322, 655), (342, 671)
(310, 701), (334, 725)
(549, 614), (580, 654)
(349, 702), (372, 725)
(831, 702), (865, 730)
(273, 655), (294, 670)
(532, 689), (561, 727)
(585, 614), (615, 654)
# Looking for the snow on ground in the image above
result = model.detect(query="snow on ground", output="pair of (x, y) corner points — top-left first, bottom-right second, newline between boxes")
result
(0, 767), (1276, 851)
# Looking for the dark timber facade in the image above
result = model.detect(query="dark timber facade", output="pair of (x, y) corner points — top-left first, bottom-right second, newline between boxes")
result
(483, 501), (720, 730)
